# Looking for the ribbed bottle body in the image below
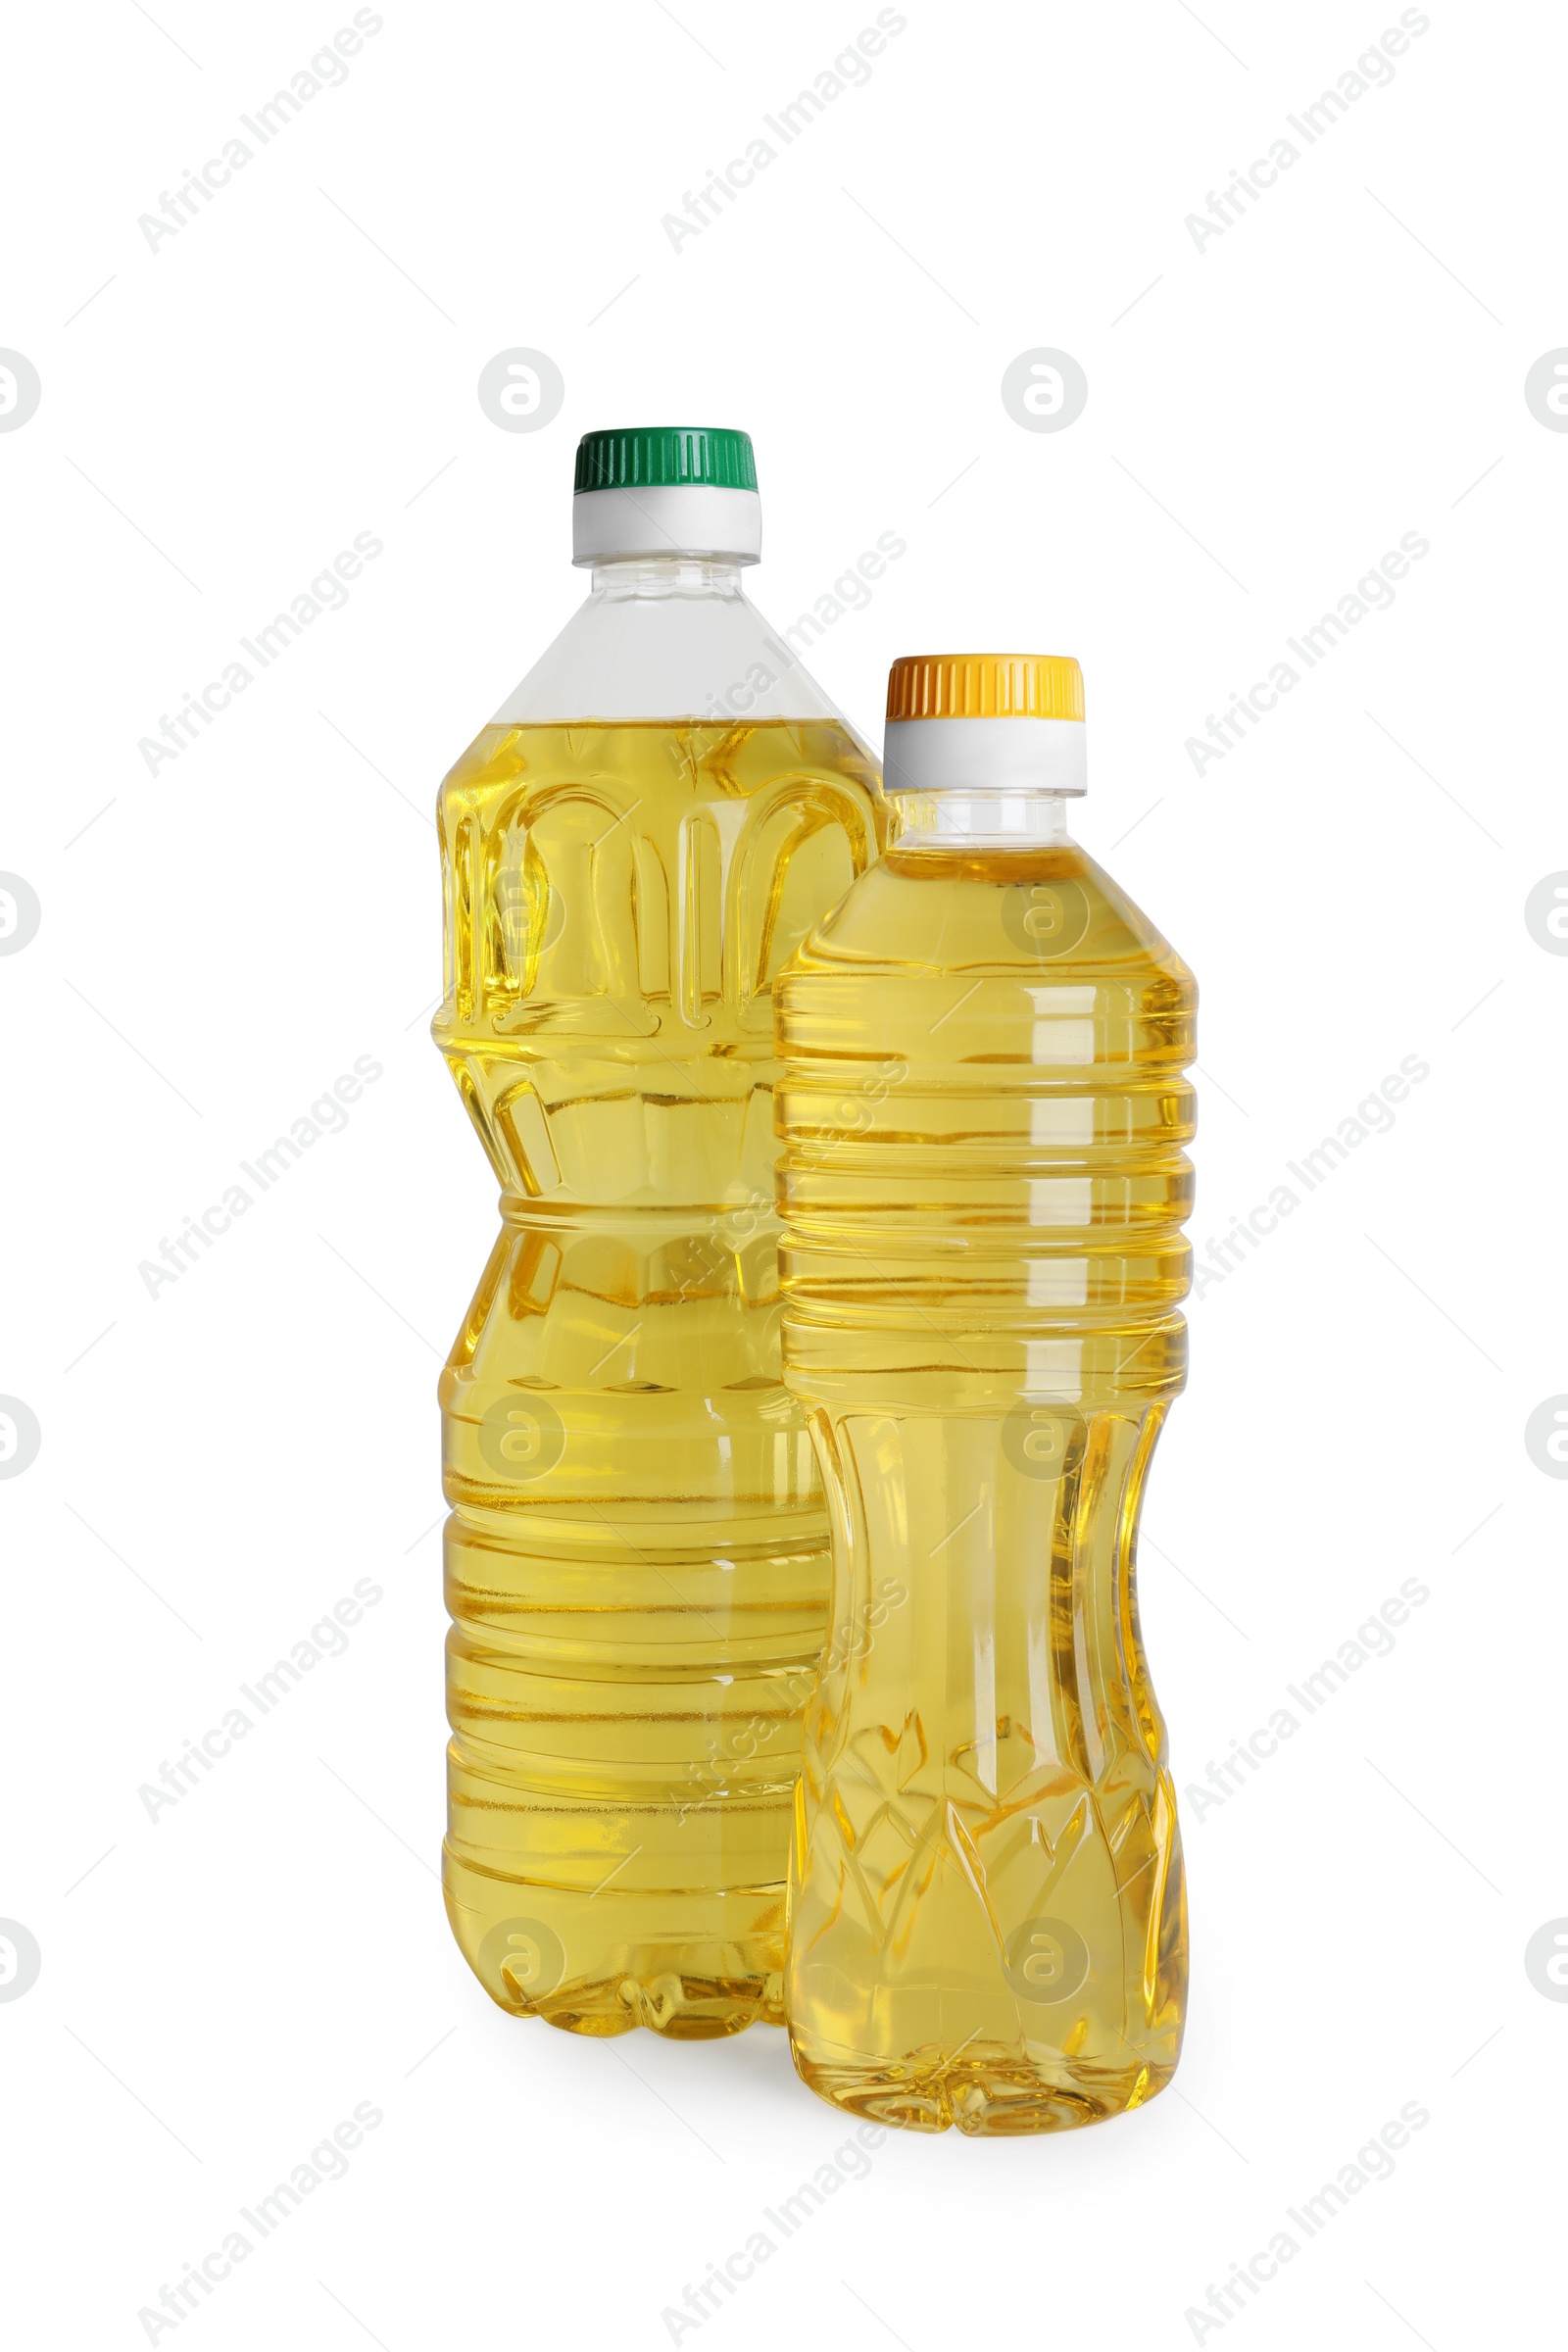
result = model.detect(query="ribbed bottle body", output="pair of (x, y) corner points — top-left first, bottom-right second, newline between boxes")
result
(434, 717), (883, 2035)
(778, 840), (1194, 2126)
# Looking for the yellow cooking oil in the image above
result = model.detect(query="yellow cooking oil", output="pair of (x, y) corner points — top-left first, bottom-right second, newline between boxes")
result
(435, 714), (884, 2035)
(779, 653), (1193, 2129)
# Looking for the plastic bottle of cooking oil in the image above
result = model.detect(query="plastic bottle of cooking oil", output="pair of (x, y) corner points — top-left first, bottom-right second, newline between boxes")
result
(433, 427), (886, 2036)
(778, 654), (1192, 2130)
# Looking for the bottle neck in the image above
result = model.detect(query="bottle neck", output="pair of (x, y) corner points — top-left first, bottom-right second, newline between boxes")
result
(488, 551), (851, 726)
(588, 555), (748, 602)
(890, 791), (1075, 846)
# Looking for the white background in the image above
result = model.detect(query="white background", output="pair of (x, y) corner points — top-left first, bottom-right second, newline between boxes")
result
(3, 2), (1563, 2345)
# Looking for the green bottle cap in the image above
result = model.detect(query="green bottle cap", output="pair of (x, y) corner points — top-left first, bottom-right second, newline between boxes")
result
(573, 426), (758, 496)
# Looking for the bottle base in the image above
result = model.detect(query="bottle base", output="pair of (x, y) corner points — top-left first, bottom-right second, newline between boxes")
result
(444, 1864), (785, 2038)
(791, 2040), (1175, 2135)
(535, 1973), (781, 2039)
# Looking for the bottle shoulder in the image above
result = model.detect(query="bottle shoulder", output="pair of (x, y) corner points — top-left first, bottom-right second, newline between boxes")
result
(481, 581), (872, 732)
(783, 839), (1195, 1002)
(437, 718), (883, 823)
(432, 720), (889, 1081)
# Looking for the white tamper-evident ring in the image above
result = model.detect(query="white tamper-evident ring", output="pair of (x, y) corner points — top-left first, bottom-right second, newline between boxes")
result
(572, 484), (762, 565)
(883, 714), (1088, 796)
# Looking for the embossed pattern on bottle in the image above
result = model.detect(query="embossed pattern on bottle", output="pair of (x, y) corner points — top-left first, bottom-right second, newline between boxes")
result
(778, 840), (1193, 2126)
(435, 718), (883, 2037)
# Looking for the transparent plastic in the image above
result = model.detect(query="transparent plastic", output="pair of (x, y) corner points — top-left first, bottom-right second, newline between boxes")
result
(490, 559), (852, 727)
(434, 556), (888, 2035)
(777, 788), (1193, 2129)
